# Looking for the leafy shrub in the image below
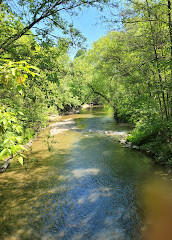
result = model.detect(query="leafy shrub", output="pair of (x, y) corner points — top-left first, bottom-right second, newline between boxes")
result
(0, 106), (26, 165)
(127, 117), (172, 164)
(127, 117), (163, 145)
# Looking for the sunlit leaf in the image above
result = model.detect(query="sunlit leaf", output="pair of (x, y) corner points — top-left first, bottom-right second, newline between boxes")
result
(18, 156), (23, 165)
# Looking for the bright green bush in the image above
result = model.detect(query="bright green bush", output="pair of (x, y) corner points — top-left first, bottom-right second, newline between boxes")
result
(127, 118), (163, 145)
(0, 106), (26, 165)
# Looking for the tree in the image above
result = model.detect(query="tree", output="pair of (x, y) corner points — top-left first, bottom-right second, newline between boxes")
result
(0, 0), (109, 53)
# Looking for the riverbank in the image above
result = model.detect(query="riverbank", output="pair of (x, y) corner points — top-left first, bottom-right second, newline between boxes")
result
(2, 104), (171, 173)
(114, 112), (172, 169)
(0, 104), (95, 173)
(119, 135), (172, 170)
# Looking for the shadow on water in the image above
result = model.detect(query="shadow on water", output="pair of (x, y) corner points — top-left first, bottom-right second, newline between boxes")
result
(0, 106), (169, 240)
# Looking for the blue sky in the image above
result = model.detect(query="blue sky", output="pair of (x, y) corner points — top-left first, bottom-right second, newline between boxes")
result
(33, 6), (111, 58)
(11, 0), (120, 58)
(65, 4), (121, 58)
(68, 7), (109, 57)
(61, 5), (117, 59)
(10, 0), (122, 59)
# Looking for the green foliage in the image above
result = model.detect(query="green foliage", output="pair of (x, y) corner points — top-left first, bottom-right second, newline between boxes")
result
(1, 0), (109, 52)
(2, 0), (172, 167)
(127, 117), (172, 164)
(127, 118), (162, 145)
(0, 59), (39, 86)
(0, 10), (91, 167)
(72, 0), (172, 164)
(0, 106), (26, 163)
(0, 60), (40, 165)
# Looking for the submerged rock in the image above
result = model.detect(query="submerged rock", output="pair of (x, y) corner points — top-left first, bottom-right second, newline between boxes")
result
(133, 145), (140, 150)
(125, 142), (132, 148)
(119, 139), (140, 150)
(119, 139), (126, 144)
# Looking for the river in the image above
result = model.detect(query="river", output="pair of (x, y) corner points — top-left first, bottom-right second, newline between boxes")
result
(0, 106), (171, 240)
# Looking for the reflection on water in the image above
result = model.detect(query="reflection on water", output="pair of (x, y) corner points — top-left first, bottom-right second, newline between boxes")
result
(0, 106), (171, 240)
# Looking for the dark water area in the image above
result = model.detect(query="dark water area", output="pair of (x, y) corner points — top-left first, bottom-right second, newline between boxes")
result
(0, 106), (170, 240)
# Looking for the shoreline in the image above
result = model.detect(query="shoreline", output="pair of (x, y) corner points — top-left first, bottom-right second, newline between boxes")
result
(2, 105), (170, 173)
(119, 138), (171, 172)
(0, 104), (95, 173)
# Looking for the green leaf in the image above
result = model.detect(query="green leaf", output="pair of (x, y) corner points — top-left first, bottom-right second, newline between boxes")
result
(0, 149), (8, 157)
(18, 111), (24, 116)
(29, 65), (39, 71)
(11, 68), (16, 76)
(18, 90), (23, 95)
(20, 153), (26, 158)
(18, 156), (23, 166)
(17, 85), (22, 91)
(3, 139), (9, 144)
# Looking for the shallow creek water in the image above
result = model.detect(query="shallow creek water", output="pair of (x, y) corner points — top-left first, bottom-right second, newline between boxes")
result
(0, 106), (171, 240)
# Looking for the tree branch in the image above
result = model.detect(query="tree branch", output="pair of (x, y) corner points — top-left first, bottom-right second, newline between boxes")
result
(87, 83), (114, 107)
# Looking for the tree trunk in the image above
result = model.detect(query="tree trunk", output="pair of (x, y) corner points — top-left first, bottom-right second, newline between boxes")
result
(87, 83), (120, 121)
(0, 156), (12, 173)
(146, 0), (168, 120)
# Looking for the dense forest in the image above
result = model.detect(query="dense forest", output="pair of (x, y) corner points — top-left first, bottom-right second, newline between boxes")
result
(1, 0), (172, 166)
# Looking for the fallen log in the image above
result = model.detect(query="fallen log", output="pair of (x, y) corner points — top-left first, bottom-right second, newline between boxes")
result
(0, 156), (13, 173)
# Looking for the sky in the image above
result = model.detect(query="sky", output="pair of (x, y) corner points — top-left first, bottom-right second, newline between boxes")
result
(59, 3), (122, 59)
(67, 7), (110, 58)
(30, 5), (113, 59)
(9, 0), (120, 58)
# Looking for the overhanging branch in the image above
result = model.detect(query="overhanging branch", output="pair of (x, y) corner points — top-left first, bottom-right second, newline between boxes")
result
(87, 83), (114, 107)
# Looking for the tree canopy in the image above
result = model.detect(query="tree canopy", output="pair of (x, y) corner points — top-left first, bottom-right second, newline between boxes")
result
(0, 0), (109, 52)
(1, 0), (172, 166)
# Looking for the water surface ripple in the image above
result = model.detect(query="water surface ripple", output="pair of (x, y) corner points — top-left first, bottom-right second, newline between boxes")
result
(0, 107), (163, 240)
